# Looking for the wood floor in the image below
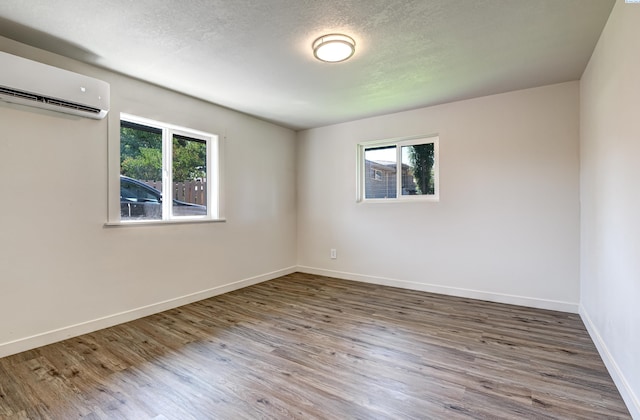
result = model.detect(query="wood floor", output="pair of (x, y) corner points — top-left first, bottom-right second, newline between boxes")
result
(0, 273), (630, 419)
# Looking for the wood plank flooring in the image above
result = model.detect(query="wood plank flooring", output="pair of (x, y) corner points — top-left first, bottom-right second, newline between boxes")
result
(0, 273), (630, 419)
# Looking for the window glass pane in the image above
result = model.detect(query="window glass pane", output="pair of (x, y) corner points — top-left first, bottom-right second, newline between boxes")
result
(364, 146), (397, 198)
(120, 122), (163, 220)
(172, 134), (208, 217)
(401, 143), (435, 196)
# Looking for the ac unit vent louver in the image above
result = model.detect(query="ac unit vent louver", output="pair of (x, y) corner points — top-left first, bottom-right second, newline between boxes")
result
(0, 86), (39, 102)
(0, 86), (103, 116)
(0, 51), (109, 119)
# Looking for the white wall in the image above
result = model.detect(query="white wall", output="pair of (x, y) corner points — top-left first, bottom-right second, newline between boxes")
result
(0, 36), (297, 357)
(297, 82), (580, 312)
(580, 1), (640, 417)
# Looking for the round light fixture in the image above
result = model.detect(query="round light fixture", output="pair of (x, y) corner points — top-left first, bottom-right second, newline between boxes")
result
(312, 34), (356, 63)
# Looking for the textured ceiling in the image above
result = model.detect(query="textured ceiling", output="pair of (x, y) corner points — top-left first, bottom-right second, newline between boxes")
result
(0, 0), (614, 130)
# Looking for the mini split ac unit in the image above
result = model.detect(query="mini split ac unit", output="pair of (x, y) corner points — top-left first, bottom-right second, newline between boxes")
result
(0, 51), (110, 119)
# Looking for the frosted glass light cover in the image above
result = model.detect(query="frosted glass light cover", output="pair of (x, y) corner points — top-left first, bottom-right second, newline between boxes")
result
(313, 34), (355, 63)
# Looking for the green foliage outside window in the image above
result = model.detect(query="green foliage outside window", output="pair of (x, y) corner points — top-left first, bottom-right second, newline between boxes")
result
(121, 127), (206, 182)
(172, 136), (207, 182)
(407, 143), (435, 195)
(121, 126), (162, 181)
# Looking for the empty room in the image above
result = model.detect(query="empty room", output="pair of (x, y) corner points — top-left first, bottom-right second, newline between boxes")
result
(0, 0), (638, 418)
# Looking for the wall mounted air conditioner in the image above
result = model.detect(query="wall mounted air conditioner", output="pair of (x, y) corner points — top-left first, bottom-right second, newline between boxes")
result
(0, 51), (110, 119)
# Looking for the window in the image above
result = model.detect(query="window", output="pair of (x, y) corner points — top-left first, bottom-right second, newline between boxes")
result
(358, 135), (439, 201)
(120, 113), (219, 222)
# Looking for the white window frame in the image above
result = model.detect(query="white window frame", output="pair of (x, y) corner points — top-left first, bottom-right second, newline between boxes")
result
(119, 113), (220, 223)
(357, 135), (439, 202)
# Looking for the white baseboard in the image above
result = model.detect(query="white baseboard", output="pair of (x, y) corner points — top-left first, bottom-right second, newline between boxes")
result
(297, 266), (579, 313)
(580, 305), (639, 419)
(0, 266), (297, 359)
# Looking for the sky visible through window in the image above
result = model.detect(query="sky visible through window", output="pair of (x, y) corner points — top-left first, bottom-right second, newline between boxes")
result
(366, 147), (412, 164)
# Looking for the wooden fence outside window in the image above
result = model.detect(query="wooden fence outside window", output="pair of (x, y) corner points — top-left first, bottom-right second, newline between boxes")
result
(142, 180), (206, 205)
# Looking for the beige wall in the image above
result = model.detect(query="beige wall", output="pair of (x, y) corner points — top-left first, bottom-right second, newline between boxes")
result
(580, 1), (640, 416)
(297, 81), (580, 312)
(0, 36), (297, 357)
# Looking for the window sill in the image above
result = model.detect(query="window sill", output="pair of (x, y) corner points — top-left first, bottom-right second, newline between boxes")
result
(104, 218), (226, 227)
(358, 196), (439, 204)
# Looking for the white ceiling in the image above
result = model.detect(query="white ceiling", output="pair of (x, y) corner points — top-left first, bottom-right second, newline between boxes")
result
(0, 0), (614, 130)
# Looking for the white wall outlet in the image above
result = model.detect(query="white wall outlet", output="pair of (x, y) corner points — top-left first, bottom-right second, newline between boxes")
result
(330, 248), (337, 259)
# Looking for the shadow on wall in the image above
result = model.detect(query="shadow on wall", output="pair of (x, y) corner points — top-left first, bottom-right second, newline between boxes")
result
(0, 17), (101, 63)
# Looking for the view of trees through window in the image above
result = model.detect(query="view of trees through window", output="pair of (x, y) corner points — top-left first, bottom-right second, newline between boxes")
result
(121, 121), (163, 182)
(403, 143), (435, 195)
(172, 134), (207, 182)
(121, 122), (207, 184)
(362, 137), (438, 200)
(120, 117), (211, 221)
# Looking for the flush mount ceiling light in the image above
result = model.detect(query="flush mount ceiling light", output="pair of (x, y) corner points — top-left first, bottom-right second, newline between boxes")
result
(312, 34), (356, 63)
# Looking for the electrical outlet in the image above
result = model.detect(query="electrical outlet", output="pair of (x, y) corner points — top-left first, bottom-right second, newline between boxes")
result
(330, 248), (337, 259)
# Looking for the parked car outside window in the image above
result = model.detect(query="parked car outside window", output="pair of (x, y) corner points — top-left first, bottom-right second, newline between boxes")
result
(120, 175), (206, 220)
